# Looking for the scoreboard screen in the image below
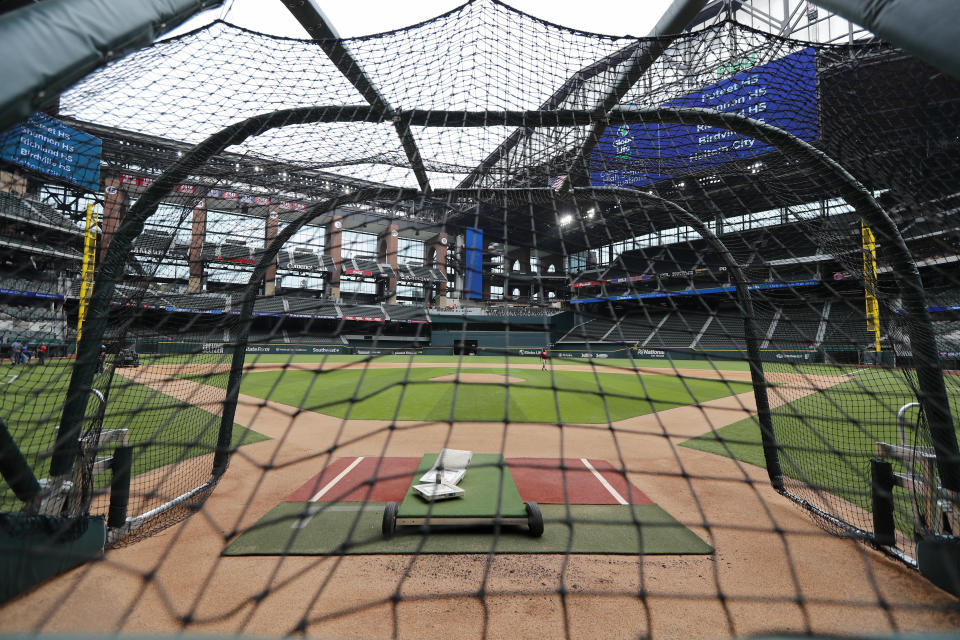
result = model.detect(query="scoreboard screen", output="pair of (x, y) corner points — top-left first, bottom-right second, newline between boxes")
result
(0, 112), (101, 191)
(591, 47), (818, 188)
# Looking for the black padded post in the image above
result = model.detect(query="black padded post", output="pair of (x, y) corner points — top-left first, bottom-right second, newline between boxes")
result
(871, 458), (896, 546)
(0, 415), (40, 504)
(108, 445), (133, 529)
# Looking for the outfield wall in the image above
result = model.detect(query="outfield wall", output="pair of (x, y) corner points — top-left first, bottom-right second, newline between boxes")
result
(154, 342), (355, 355)
(147, 341), (823, 362)
(554, 344), (824, 363)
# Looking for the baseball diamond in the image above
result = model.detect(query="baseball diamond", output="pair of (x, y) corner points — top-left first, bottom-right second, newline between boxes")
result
(1, 1), (960, 639)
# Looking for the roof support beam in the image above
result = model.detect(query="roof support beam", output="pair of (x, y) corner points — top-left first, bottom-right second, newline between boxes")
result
(282, 0), (433, 193)
(456, 41), (642, 190)
(459, 0), (709, 190)
(564, 0), (710, 187)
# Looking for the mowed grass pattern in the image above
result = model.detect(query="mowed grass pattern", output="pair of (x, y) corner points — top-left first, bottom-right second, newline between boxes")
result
(189, 366), (755, 423)
(682, 367), (960, 534)
(0, 360), (267, 509)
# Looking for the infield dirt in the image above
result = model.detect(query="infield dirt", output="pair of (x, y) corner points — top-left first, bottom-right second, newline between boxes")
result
(1, 361), (957, 639)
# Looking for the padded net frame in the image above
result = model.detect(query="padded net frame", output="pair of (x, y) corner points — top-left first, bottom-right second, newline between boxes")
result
(1, 0), (960, 637)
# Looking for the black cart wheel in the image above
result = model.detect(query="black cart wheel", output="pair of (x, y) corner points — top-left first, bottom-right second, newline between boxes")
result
(382, 501), (398, 538)
(525, 501), (544, 537)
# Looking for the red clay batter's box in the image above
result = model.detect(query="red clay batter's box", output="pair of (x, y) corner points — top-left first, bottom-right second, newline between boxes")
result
(286, 456), (652, 505)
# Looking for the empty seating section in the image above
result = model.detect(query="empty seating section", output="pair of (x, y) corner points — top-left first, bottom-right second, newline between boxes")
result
(342, 304), (385, 320)
(133, 231), (174, 256)
(279, 249), (335, 273)
(0, 235), (83, 260)
(695, 313), (748, 350)
(283, 335), (345, 344)
(928, 289), (960, 309)
(610, 310), (670, 344)
(341, 258), (395, 279)
(200, 242), (219, 261)
(384, 305), (428, 322)
(252, 297), (286, 315)
(0, 191), (81, 234)
(559, 317), (617, 343)
(935, 320), (960, 351)
(0, 304), (66, 344)
(822, 301), (875, 349)
(219, 242), (253, 262)
(645, 312), (709, 348)
(0, 276), (62, 298)
(395, 264), (447, 282)
(247, 328), (284, 343)
(284, 298), (340, 318)
(162, 294), (228, 311)
(766, 306), (823, 349)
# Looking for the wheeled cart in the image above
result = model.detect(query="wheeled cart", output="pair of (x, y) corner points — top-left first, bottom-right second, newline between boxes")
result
(382, 453), (544, 538)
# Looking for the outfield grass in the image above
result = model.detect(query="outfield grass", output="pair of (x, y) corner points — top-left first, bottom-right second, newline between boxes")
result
(0, 360), (267, 509)
(682, 367), (960, 534)
(186, 365), (755, 423)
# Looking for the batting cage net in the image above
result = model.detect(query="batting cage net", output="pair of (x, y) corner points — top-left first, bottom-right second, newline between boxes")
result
(1, 0), (960, 637)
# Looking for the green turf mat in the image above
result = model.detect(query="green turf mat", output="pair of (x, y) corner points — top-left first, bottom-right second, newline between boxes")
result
(397, 453), (526, 518)
(221, 502), (713, 556)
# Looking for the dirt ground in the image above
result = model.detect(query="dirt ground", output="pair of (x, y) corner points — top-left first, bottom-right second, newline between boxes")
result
(1, 361), (958, 639)
(428, 373), (526, 383)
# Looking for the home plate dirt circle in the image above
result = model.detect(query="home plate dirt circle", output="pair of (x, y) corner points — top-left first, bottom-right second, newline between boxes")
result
(429, 373), (526, 383)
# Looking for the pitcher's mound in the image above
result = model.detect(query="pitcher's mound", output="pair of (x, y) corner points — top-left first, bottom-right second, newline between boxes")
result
(429, 373), (525, 383)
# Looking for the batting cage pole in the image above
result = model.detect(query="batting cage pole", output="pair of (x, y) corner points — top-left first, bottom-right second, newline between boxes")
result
(0, 415), (40, 506)
(54, 104), (959, 515)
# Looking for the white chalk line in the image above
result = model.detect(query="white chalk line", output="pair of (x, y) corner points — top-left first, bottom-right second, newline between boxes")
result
(580, 457), (628, 505)
(291, 456), (365, 529)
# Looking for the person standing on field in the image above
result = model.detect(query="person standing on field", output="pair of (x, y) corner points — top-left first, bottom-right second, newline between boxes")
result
(540, 346), (549, 371)
(10, 340), (22, 365)
(38, 343), (47, 365)
(96, 344), (106, 374)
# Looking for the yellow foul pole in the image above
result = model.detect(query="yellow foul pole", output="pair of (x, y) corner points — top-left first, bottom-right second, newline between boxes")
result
(861, 221), (881, 352)
(76, 203), (97, 344)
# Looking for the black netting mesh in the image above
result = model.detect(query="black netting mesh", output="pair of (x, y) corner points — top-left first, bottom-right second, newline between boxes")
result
(1, 0), (960, 636)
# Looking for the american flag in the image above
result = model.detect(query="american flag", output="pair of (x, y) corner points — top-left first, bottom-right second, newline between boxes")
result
(550, 174), (567, 191)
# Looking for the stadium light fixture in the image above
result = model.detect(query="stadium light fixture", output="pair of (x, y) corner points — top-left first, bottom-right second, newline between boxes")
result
(559, 214), (573, 225)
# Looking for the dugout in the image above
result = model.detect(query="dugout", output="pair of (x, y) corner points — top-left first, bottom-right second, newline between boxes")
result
(453, 339), (478, 355)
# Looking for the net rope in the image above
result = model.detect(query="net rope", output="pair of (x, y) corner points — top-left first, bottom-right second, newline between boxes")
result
(1, 0), (960, 637)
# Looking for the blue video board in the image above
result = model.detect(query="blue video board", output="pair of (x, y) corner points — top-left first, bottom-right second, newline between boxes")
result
(591, 47), (818, 188)
(0, 113), (101, 192)
(464, 228), (484, 300)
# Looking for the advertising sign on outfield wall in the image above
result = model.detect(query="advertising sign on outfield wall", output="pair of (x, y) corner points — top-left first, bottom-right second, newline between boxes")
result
(156, 342), (352, 355)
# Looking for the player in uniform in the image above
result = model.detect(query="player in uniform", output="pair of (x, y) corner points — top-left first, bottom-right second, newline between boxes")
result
(540, 346), (548, 371)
